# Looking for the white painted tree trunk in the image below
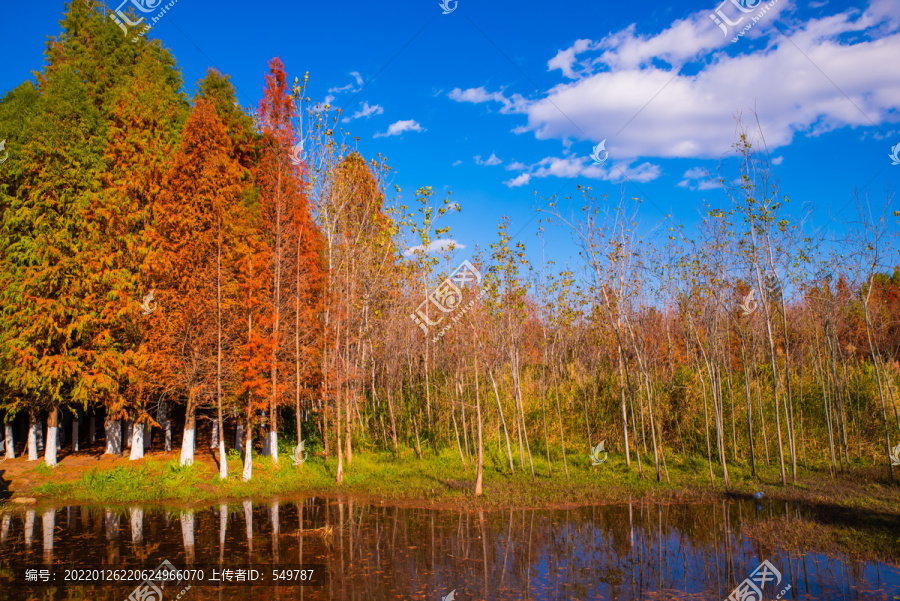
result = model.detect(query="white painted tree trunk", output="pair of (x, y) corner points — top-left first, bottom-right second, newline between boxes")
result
(44, 423), (58, 467)
(42, 509), (55, 563)
(129, 422), (144, 460)
(4, 423), (14, 459)
(181, 510), (195, 565)
(235, 423), (243, 453)
(104, 419), (121, 455)
(211, 421), (218, 448)
(218, 441), (227, 479)
(269, 429), (278, 463)
(131, 507), (143, 544)
(24, 509), (35, 548)
(71, 411), (79, 452)
(180, 427), (195, 466)
(242, 438), (252, 482)
(27, 417), (38, 461)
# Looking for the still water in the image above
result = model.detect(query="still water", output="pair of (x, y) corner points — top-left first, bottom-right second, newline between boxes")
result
(1, 497), (898, 600)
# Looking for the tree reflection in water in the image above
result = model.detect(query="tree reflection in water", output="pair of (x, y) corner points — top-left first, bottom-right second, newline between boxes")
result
(0, 498), (898, 600)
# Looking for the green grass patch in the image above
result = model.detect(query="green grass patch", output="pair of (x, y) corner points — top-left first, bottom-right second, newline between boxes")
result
(17, 444), (900, 516)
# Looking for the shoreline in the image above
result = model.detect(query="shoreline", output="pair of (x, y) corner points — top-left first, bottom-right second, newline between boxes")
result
(2, 446), (900, 564)
(2, 444), (898, 514)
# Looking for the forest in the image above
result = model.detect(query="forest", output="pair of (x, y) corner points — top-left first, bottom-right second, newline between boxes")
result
(2, 1), (900, 499)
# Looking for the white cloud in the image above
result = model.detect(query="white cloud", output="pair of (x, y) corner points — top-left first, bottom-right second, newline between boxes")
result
(451, 2), (900, 161)
(772, 156), (784, 165)
(374, 119), (425, 138)
(343, 101), (384, 122)
(448, 86), (528, 114)
(548, 38), (596, 79)
(403, 239), (464, 257)
(678, 165), (722, 190)
(502, 154), (662, 186)
(329, 71), (364, 94)
(475, 153), (502, 166)
(504, 173), (531, 187)
(452, 159), (463, 166)
(506, 160), (527, 171)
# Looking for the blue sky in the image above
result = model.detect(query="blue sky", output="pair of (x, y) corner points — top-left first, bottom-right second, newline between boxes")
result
(2, 0), (898, 273)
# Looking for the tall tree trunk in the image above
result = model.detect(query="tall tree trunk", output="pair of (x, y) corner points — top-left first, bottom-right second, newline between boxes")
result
(242, 410), (253, 482)
(161, 402), (171, 452)
(269, 172), (284, 466)
(863, 280), (894, 480)
(216, 219), (227, 479)
(387, 387), (398, 456)
(756, 269), (787, 486)
(694, 350), (716, 488)
(488, 368), (515, 474)
(180, 391), (196, 466)
(71, 409), (79, 453)
(243, 302), (254, 481)
(103, 414), (120, 456)
(513, 348), (535, 480)
(738, 334), (757, 477)
(129, 420), (144, 461)
(294, 226), (305, 465)
(474, 356), (484, 496)
(553, 358), (569, 482)
(45, 407), (58, 467)
(615, 332), (631, 467)
(4, 421), (14, 459)
(540, 350), (552, 477)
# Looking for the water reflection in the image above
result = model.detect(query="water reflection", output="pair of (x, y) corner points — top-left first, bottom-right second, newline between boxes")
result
(181, 510), (195, 565)
(42, 509), (53, 565)
(0, 497), (897, 600)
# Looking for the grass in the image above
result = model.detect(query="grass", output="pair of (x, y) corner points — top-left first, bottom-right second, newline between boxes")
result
(33, 458), (208, 503)
(20, 443), (900, 519)
(5, 444), (897, 564)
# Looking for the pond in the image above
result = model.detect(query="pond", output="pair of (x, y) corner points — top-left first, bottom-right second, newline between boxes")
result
(1, 497), (898, 600)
